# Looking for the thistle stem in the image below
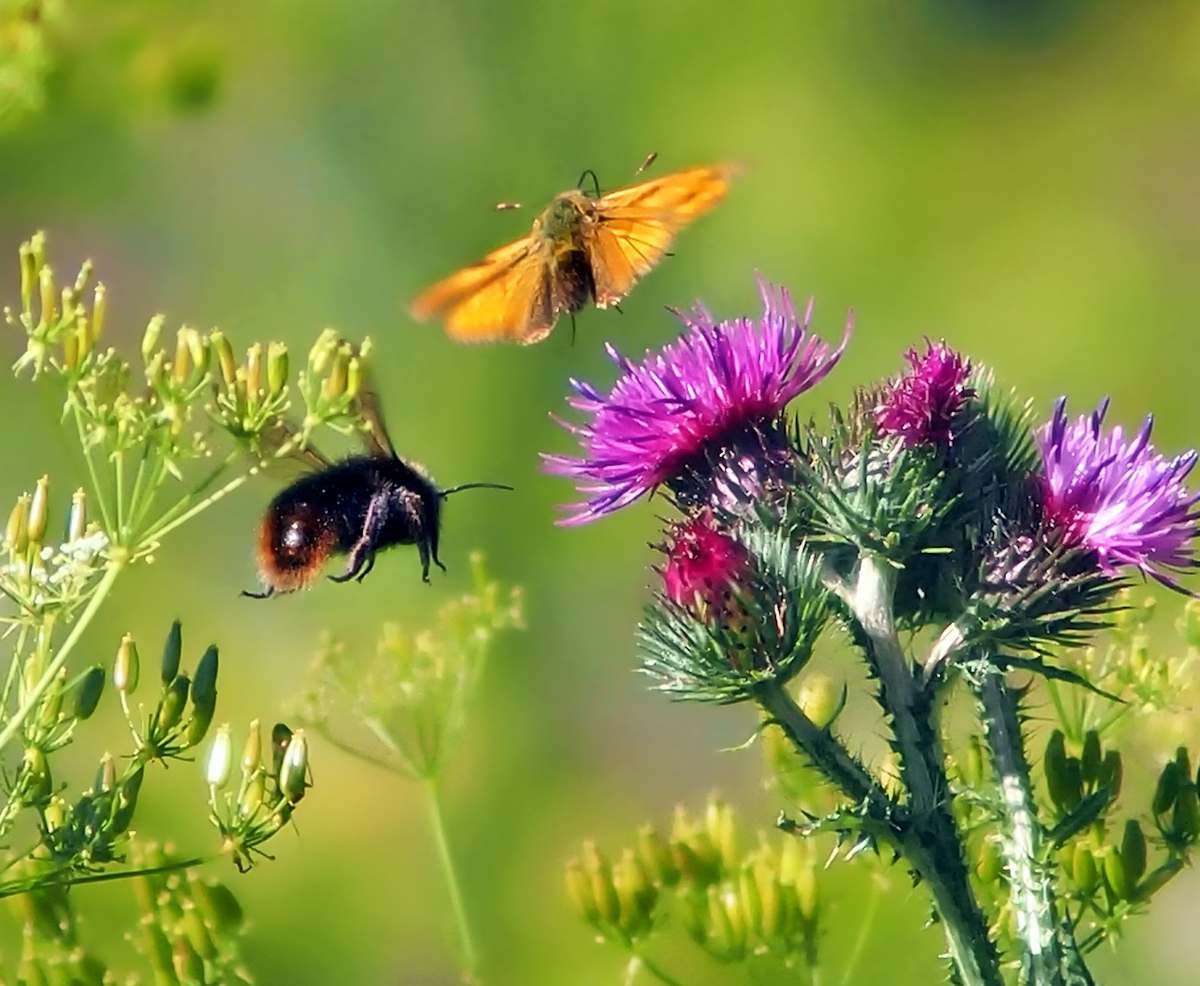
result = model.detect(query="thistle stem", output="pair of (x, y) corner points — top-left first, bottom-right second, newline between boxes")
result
(977, 672), (1094, 986)
(0, 560), (123, 755)
(423, 777), (479, 981)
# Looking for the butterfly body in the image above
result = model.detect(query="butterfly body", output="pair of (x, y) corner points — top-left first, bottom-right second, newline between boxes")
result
(411, 163), (736, 345)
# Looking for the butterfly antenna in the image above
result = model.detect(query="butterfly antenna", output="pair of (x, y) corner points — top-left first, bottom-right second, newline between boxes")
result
(577, 168), (601, 196)
(636, 151), (658, 175)
(438, 482), (515, 499)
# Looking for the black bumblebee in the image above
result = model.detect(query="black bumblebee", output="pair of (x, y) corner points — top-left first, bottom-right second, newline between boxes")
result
(244, 391), (510, 599)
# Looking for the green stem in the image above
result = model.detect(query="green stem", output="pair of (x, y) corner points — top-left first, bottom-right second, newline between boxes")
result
(140, 469), (250, 546)
(72, 403), (114, 533)
(424, 777), (479, 980)
(625, 953), (684, 986)
(839, 874), (884, 986)
(0, 560), (123, 755)
(977, 672), (1094, 986)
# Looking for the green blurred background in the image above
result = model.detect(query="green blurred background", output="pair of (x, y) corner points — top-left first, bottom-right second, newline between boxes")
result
(2, 1), (1198, 982)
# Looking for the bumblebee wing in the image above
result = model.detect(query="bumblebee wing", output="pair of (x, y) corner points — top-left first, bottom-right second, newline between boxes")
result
(353, 372), (396, 458)
(587, 164), (736, 308)
(411, 236), (556, 344)
(253, 420), (331, 474)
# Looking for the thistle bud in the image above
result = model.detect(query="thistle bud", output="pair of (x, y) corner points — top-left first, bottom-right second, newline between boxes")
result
(6, 495), (30, 554)
(1120, 820), (1147, 885)
(192, 644), (219, 704)
(636, 824), (678, 887)
(1081, 730), (1102, 787)
(580, 841), (619, 926)
(242, 719), (262, 773)
(206, 725), (233, 789)
(1072, 843), (1098, 895)
(91, 283), (106, 340)
(172, 328), (193, 385)
(141, 315), (165, 364)
(1103, 848), (1132, 901)
(1171, 784), (1200, 841)
(210, 330), (237, 388)
(39, 265), (56, 325)
(160, 620), (183, 685)
(270, 722), (293, 776)
(66, 488), (87, 543)
(155, 674), (191, 734)
(245, 343), (264, 398)
(73, 666), (105, 720)
(267, 342), (289, 398)
(1153, 760), (1183, 816)
(279, 730), (309, 803)
(27, 475), (49, 546)
(114, 633), (140, 694)
(612, 849), (655, 937)
(796, 674), (841, 730)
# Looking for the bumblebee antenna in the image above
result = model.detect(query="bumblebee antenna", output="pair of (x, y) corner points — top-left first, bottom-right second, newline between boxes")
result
(438, 482), (515, 499)
(577, 168), (601, 196)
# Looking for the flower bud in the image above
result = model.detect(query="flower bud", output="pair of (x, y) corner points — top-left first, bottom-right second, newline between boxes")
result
(323, 347), (349, 401)
(564, 858), (600, 926)
(19, 239), (36, 313)
(140, 919), (174, 977)
(705, 796), (737, 873)
(613, 849), (655, 937)
(279, 730), (309, 803)
(73, 666), (105, 720)
(5, 495), (30, 554)
(155, 674), (191, 734)
(22, 747), (52, 805)
(38, 669), (66, 728)
(39, 265), (56, 325)
(705, 884), (745, 959)
(191, 879), (244, 935)
(27, 475), (49, 545)
(111, 766), (144, 834)
(245, 343), (264, 398)
(141, 314), (165, 365)
(1102, 848), (1132, 901)
(753, 854), (782, 941)
(159, 620), (183, 685)
(192, 644), (218, 706)
(210, 330), (237, 388)
(1174, 746), (1193, 784)
(636, 824), (678, 887)
(185, 327), (208, 378)
(172, 328), (193, 385)
(1172, 784), (1200, 841)
(1081, 730), (1102, 787)
(114, 633), (140, 694)
(63, 324), (80, 371)
(91, 282), (106, 340)
(172, 935), (205, 983)
(796, 674), (841, 730)
(66, 488), (87, 543)
(242, 719), (262, 773)
(580, 841), (619, 926)
(345, 355), (363, 400)
(1044, 730), (1077, 810)
(1153, 760), (1183, 816)
(267, 342), (289, 398)
(238, 773), (265, 819)
(186, 693), (216, 747)
(1072, 843), (1098, 895)
(206, 725), (233, 789)
(1101, 749), (1123, 799)
(94, 752), (116, 794)
(307, 328), (339, 376)
(1120, 820), (1147, 885)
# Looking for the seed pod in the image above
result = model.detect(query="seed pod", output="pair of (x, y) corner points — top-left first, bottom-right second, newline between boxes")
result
(564, 858), (599, 925)
(155, 674), (191, 734)
(110, 767), (144, 835)
(1101, 750), (1123, 800)
(270, 722), (293, 776)
(1081, 730), (1102, 787)
(71, 666), (105, 721)
(172, 329), (193, 385)
(705, 796), (737, 873)
(22, 747), (52, 805)
(206, 724), (233, 788)
(65, 488), (87, 543)
(753, 855), (782, 941)
(140, 919), (174, 978)
(114, 633), (140, 694)
(191, 644), (218, 706)
(27, 476), (49, 546)
(186, 694), (216, 747)
(1072, 843), (1098, 895)
(185, 327), (208, 378)
(267, 342), (289, 398)
(171, 935), (205, 983)
(191, 879), (244, 936)
(1103, 849), (1132, 901)
(39, 265), (56, 325)
(37, 669), (66, 728)
(323, 347), (349, 401)
(580, 841), (619, 926)
(345, 355), (363, 400)
(612, 849), (655, 937)
(1044, 730), (1070, 807)
(636, 824), (677, 887)
(238, 773), (265, 819)
(158, 620), (183, 686)
(245, 343), (264, 398)
(141, 315), (166, 364)
(181, 902), (216, 960)
(1174, 747), (1193, 784)
(1172, 784), (1200, 842)
(1120, 820), (1147, 885)
(5, 495), (30, 553)
(279, 730), (309, 803)
(307, 328), (338, 376)
(90, 281), (106, 340)
(1153, 760), (1183, 816)
(95, 753), (116, 794)
(19, 240), (36, 312)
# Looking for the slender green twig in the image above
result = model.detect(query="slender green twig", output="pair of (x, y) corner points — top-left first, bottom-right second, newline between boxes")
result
(424, 777), (479, 980)
(625, 953), (685, 986)
(839, 874), (884, 986)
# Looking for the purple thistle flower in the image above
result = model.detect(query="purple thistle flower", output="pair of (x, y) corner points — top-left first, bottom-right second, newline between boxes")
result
(875, 340), (973, 447)
(543, 280), (851, 525)
(1037, 397), (1200, 589)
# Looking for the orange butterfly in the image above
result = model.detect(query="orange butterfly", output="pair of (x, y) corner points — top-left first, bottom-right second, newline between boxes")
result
(410, 161), (737, 345)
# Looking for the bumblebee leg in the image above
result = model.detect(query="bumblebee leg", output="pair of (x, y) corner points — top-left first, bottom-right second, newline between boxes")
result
(241, 586), (275, 600)
(330, 493), (389, 585)
(418, 538), (431, 583)
(569, 312), (577, 347)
